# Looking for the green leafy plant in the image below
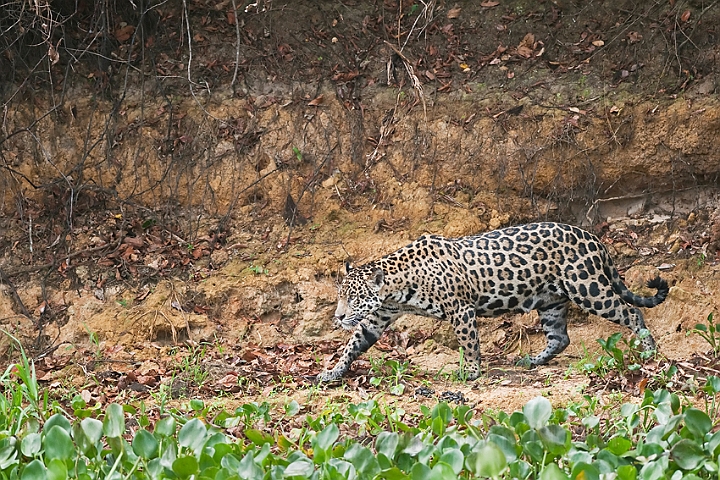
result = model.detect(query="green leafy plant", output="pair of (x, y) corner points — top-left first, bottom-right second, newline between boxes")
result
(689, 313), (720, 356)
(248, 264), (269, 275)
(583, 331), (652, 378)
(3, 334), (720, 480)
(368, 357), (412, 395)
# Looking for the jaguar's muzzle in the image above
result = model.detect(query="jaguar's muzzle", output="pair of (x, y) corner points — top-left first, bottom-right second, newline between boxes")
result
(334, 314), (360, 330)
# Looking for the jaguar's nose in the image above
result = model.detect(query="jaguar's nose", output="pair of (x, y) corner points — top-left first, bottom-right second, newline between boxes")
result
(334, 314), (345, 323)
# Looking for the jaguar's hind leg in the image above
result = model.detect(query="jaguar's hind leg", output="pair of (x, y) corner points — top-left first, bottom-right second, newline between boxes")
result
(583, 299), (656, 352)
(529, 301), (571, 365)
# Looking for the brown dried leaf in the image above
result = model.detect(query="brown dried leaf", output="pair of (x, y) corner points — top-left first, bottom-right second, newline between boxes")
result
(681, 9), (691, 22)
(516, 33), (535, 58)
(481, 1), (499, 7)
(114, 25), (135, 42)
(447, 6), (461, 19)
(308, 94), (324, 106)
(627, 31), (643, 43)
(123, 236), (144, 248)
(218, 373), (239, 388)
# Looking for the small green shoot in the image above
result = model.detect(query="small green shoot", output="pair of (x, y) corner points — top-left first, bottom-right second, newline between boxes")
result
(248, 264), (269, 275)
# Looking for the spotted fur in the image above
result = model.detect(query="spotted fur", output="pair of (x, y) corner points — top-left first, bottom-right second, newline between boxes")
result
(317, 222), (669, 382)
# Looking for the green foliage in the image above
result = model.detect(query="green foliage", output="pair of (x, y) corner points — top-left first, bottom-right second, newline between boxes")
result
(248, 264), (269, 275)
(369, 357), (412, 395)
(582, 331), (653, 378)
(689, 313), (720, 356)
(3, 339), (720, 479)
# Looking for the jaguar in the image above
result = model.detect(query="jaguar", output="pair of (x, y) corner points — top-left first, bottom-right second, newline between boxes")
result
(317, 222), (669, 382)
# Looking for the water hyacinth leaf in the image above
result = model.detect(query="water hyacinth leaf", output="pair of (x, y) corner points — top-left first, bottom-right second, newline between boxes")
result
(345, 443), (380, 478)
(220, 453), (241, 472)
(707, 431), (720, 457)
(238, 451), (263, 480)
(670, 439), (705, 470)
(155, 416), (177, 437)
(596, 450), (621, 470)
(435, 436), (459, 452)
(683, 408), (712, 439)
(283, 458), (315, 477)
(402, 436), (424, 456)
(417, 444), (436, 465)
(438, 449), (464, 474)
(615, 464), (637, 480)
(539, 463), (569, 480)
(378, 466), (408, 480)
(538, 425), (570, 456)
(327, 458), (355, 478)
(132, 429), (159, 459)
(467, 443), (507, 477)
(653, 402), (674, 426)
(20, 459), (47, 480)
(46, 459), (68, 480)
(520, 430), (544, 463)
(639, 459), (668, 480)
(430, 461), (457, 480)
(43, 414), (72, 435)
(680, 475), (704, 480)
(43, 425), (74, 461)
(178, 419), (208, 452)
(0, 444), (19, 470)
(161, 441), (178, 469)
(704, 376), (720, 395)
(80, 418), (104, 445)
(21, 434), (41, 458)
(375, 432), (400, 459)
(509, 460), (533, 479)
(607, 436), (632, 455)
(285, 400), (301, 416)
(313, 423), (339, 451)
(173, 455), (200, 478)
(453, 405), (473, 425)
(620, 402), (639, 419)
(488, 433), (519, 462)
(245, 429), (273, 446)
(103, 403), (126, 438)
(582, 415), (600, 429)
(570, 462), (600, 480)
(567, 449), (593, 467)
(431, 403), (453, 425)
(509, 411), (526, 429)
(523, 397), (552, 429)
(409, 463), (432, 480)
(377, 452), (393, 470)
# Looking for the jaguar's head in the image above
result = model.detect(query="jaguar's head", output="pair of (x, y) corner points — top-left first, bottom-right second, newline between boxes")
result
(334, 262), (385, 330)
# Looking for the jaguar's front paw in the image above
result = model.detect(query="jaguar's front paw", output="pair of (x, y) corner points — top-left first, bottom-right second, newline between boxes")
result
(457, 362), (481, 381)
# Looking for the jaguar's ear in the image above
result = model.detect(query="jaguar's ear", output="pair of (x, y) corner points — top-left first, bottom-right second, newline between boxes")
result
(344, 261), (352, 275)
(372, 268), (385, 287)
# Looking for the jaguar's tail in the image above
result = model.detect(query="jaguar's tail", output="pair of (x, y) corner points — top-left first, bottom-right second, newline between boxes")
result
(602, 248), (669, 308)
(613, 276), (670, 308)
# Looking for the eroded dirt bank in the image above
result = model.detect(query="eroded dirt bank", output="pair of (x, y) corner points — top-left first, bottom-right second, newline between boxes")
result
(1, 0), (720, 411)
